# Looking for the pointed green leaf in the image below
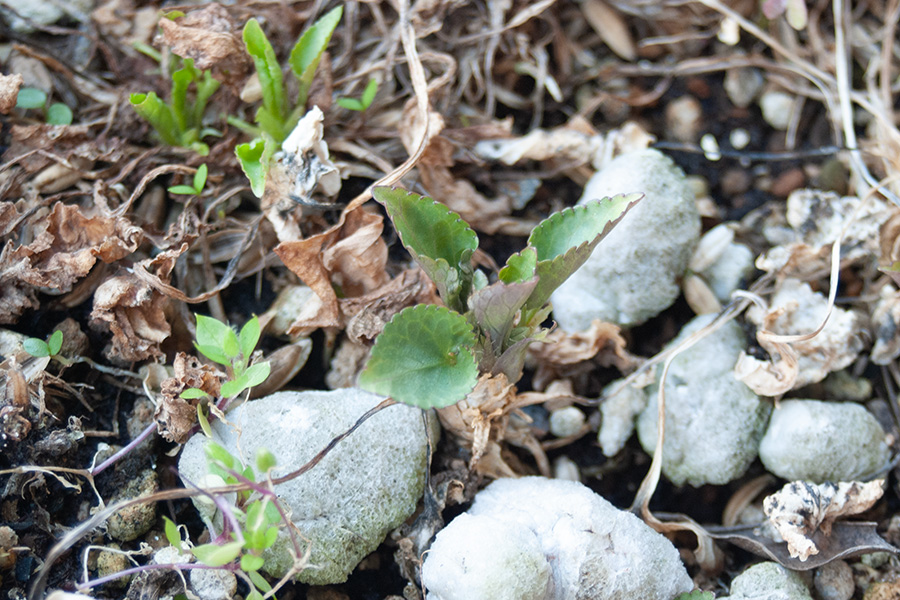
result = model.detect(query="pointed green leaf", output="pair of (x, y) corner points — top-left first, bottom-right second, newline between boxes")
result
(263, 525), (279, 548)
(469, 277), (538, 355)
(163, 516), (181, 548)
(130, 92), (180, 145)
(192, 541), (243, 567)
(360, 78), (378, 107)
(180, 388), (209, 400)
(523, 193), (640, 308)
(236, 136), (274, 198)
(195, 314), (236, 364)
(374, 187), (478, 310)
(205, 441), (236, 470)
(239, 316), (261, 359)
(289, 6), (343, 107)
(168, 184), (198, 195)
(359, 304), (478, 409)
(248, 569), (273, 592)
(197, 404), (213, 437)
(243, 19), (285, 121)
(23, 338), (50, 357)
(243, 362), (271, 388)
(193, 164), (208, 192)
(335, 97), (364, 111)
(222, 327), (240, 359)
(220, 378), (247, 399)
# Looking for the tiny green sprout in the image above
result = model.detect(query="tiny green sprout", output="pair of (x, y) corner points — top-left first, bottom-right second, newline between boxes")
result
(234, 6), (342, 197)
(168, 164), (208, 196)
(130, 57), (221, 156)
(674, 591), (714, 600)
(186, 314), (271, 401)
(336, 78), (378, 112)
(23, 330), (65, 360)
(16, 88), (74, 125)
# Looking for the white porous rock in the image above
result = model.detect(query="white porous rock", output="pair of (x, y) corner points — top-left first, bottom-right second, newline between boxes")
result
(179, 389), (435, 584)
(723, 562), (813, 600)
(699, 241), (755, 302)
(598, 380), (648, 457)
(759, 399), (889, 482)
(422, 477), (693, 600)
(0, 0), (91, 32)
(637, 315), (771, 486)
(550, 149), (701, 330)
(189, 568), (237, 600)
(548, 406), (586, 438)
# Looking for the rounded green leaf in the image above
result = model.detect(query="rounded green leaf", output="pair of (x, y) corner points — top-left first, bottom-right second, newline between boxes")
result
(241, 553), (265, 572)
(47, 330), (64, 355)
(192, 541), (242, 567)
(16, 87), (46, 109)
(46, 103), (73, 125)
(255, 448), (277, 473)
(358, 304), (478, 409)
(23, 338), (50, 357)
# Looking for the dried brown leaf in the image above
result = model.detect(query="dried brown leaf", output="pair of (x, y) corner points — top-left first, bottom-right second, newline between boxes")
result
(342, 269), (439, 343)
(157, 5), (249, 85)
(0, 73), (23, 114)
(90, 250), (179, 363)
(154, 353), (222, 443)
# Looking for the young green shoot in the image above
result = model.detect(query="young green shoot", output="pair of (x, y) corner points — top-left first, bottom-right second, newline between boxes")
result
(358, 188), (641, 409)
(130, 57), (221, 156)
(167, 164), (208, 196)
(16, 87), (74, 125)
(234, 6), (342, 197)
(336, 78), (378, 112)
(23, 330), (65, 362)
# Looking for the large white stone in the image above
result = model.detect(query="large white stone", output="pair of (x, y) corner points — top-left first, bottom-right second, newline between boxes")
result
(759, 399), (889, 482)
(422, 477), (692, 600)
(550, 149), (700, 330)
(637, 315), (770, 486)
(179, 389), (434, 584)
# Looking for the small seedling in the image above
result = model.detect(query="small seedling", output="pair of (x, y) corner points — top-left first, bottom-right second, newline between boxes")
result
(130, 57), (221, 156)
(23, 330), (71, 365)
(181, 315), (271, 402)
(167, 164), (208, 196)
(234, 6), (342, 197)
(336, 78), (378, 112)
(16, 87), (74, 125)
(358, 188), (640, 409)
(674, 591), (715, 600)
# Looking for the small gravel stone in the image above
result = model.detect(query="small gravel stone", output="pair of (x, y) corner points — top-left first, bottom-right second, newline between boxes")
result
(725, 67), (764, 108)
(665, 96), (703, 142)
(727, 562), (813, 600)
(814, 560), (854, 600)
(760, 90), (796, 130)
(548, 406), (585, 438)
(189, 568), (237, 600)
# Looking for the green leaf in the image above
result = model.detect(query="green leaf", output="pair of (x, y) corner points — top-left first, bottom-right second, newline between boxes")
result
(235, 136), (273, 198)
(246, 589), (263, 600)
(47, 330), (63, 356)
(195, 314), (236, 365)
(523, 193), (640, 308)
(220, 378), (247, 399)
(469, 277), (538, 355)
(246, 501), (266, 531)
(46, 103), (73, 125)
(163, 516), (181, 547)
(243, 19), (285, 124)
(193, 164), (208, 192)
(289, 5), (342, 108)
(16, 87), (46, 109)
(335, 97), (364, 111)
(197, 404), (213, 437)
(243, 362), (271, 388)
(358, 304), (478, 409)
(263, 525), (279, 548)
(192, 71), (220, 129)
(247, 569), (273, 592)
(205, 441), (236, 470)
(222, 327), (240, 360)
(256, 448), (277, 473)
(180, 388), (209, 400)
(499, 246), (537, 284)
(130, 92), (181, 146)
(375, 187), (478, 311)
(674, 592), (714, 600)
(170, 59), (197, 134)
(241, 553), (265, 572)
(360, 77), (378, 107)
(192, 541), (243, 567)
(23, 338), (50, 357)
(239, 316), (261, 359)
(263, 501), (280, 525)
(168, 184), (198, 195)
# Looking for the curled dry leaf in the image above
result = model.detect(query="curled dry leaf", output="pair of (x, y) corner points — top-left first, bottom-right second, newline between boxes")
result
(0, 73), (23, 114)
(871, 286), (900, 365)
(437, 373), (550, 478)
(274, 207), (390, 334)
(341, 269), (439, 343)
(400, 105), (535, 236)
(157, 4), (249, 85)
(763, 480), (885, 561)
(737, 279), (865, 393)
(249, 339), (312, 398)
(90, 248), (179, 363)
(154, 353), (222, 444)
(529, 319), (640, 388)
(0, 202), (142, 323)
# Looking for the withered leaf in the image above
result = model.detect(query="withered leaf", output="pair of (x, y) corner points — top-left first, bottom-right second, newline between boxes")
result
(0, 73), (24, 114)
(157, 4), (249, 85)
(707, 521), (898, 571)
(155, 353), (222, 444)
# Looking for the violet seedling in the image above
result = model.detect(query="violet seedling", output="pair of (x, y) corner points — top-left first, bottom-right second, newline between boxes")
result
(233, 6), (342, 196)
(358, 187), (641, 409)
